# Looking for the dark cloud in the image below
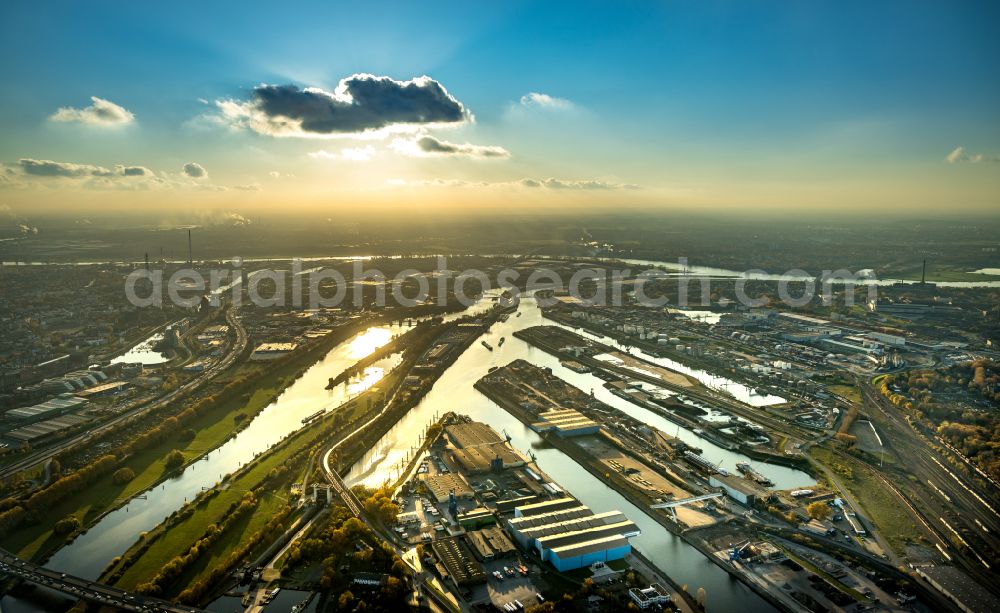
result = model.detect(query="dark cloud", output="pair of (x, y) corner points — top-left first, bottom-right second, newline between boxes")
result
(411, 135), (510, 158)
(18, 159), (108, 177)
(183, 162), (208, 178)
(17, 159), (153, 179)
(218, 74), (468, 136)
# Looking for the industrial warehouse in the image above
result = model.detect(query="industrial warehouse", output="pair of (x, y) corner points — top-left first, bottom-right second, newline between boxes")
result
(391, 418), (650, 610)
(508, 504), (640, 571)
(531, 407), (600, 437)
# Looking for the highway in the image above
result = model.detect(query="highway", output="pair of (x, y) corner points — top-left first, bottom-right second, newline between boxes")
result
(0, 547), (207, 613)
(0, 305), (247, 480)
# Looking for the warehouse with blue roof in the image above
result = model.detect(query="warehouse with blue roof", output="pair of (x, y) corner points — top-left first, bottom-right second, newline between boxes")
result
(507, 499), (639, 571)
(549, 535), (632, 572)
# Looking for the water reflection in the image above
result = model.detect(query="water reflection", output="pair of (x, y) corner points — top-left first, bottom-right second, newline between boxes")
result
(110, 332), (168, 366)
(45, 324), (405, 580)
(346, 295), (781, 612)
(348, 327), (394, 359)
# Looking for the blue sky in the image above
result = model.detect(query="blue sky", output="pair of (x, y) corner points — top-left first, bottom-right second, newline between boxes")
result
(1, 0), (998, 212)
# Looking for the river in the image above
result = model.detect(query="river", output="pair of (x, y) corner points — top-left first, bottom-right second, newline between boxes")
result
(7, 294), (809, 611)
(346, 294), (816, 612)
(110, 332), (169, 366)
(45, 325), (407, 579)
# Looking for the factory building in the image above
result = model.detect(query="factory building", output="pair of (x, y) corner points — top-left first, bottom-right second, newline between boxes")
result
(422, 473), (474, 503)
(456, 507), (495, 529)
(508, 500), (638, 571)
(548, 535), (632, 572)
(5, 413), (91, 444)
(536, 521), (640, 561)
(250, 342), (298, 361)
(4, 395), (86, 424)
(507, 506), (594, 547)
(430, 537), (487, 587)
(868, 332), (906, 347)
(444, 422), (526, 474)
(511, 510), (628, 553)
(531, 408), (600, 437)
(709, 473), (764, 506)
(820, 337), (881, 356)
(495, 495), (539, 514)
(465, 526), (516, 561)
(76, 380), (129, 398)
(513, 497), (579, 518)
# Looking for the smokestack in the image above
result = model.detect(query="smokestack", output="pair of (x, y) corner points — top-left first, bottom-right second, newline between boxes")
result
(921, 259), (926, 285)
(144, 252), (149, 272)
(187, 229), (193, 267)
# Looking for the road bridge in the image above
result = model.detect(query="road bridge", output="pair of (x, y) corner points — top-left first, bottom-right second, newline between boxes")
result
(0, 548), (206, 612)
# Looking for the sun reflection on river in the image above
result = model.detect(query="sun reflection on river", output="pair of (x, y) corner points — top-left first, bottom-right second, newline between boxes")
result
(346, 365), (387, 395)
(348, 327), (395, 359)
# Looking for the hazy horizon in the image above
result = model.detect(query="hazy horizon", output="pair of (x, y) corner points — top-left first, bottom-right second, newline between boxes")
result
(2, 1), (999, 216)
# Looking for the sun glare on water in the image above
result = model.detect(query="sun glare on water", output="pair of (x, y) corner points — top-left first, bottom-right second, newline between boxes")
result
(348, 327), (394, 359)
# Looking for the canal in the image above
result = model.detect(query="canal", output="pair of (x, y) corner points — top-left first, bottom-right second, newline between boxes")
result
(9, 294), (810, 611)
(347, 294), (815, 612)
(44, 324), (408, 581)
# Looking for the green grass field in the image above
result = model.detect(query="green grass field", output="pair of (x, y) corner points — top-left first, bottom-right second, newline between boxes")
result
(106, 418), (315, 590)
(829, 383), (861, 405)
(810, 446), (917, 551)
(0, 347), (329, 561)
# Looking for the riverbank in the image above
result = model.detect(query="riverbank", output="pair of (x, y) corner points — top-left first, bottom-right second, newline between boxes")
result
(475, 376), (794, 613)
(1, 314), (393, 566)
(95, 313), (479, 602)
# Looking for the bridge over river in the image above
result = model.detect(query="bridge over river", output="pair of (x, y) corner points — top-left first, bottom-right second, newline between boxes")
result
(0, 548), (206, 613)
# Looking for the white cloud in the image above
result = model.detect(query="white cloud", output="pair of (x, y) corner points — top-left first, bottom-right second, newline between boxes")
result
(519, 92), (573, 110)
(387, 176), (638, 190)
(946, 146), (996, 164)
(50, 97), (135, 126)
(531, 177), (638, 190)
(0, 158), (230, 192)
(309, 146), (377, 162)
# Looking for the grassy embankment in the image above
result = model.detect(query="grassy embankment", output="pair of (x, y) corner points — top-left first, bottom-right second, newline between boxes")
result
(102, 346), (416, 598)
(2, 319), (376, 562)
(3, 373), (276, 561)
(809, 445), (916, 551)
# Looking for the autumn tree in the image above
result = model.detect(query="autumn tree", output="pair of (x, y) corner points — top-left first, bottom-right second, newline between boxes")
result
(806, 501), (832, 521)
(165, 449), (185, 469)
(113, 467), (136, 485)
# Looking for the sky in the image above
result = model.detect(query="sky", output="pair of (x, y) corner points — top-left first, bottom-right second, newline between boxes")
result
(0, 0), (998, 216)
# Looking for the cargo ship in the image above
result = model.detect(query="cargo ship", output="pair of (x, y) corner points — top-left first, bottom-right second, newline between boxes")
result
(683, 451), (728, 476)
(736, 462), (774, 486)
